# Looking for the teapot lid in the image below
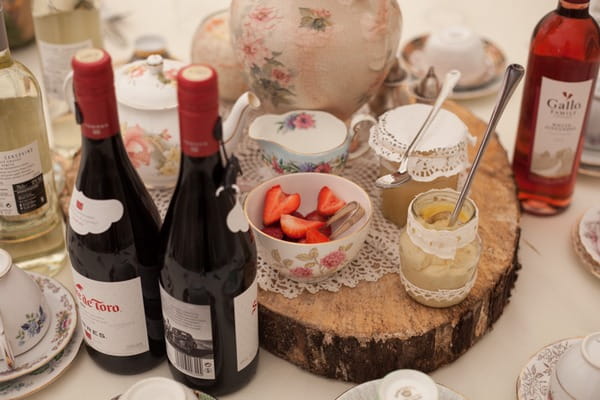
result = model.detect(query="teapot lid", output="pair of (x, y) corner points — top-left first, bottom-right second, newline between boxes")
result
(369, 104), (475, 182)
(0, 249), (12, 279)
(115, 55), (185, 110)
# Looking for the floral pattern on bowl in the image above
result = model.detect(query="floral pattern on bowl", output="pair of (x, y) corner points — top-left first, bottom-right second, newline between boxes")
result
(250, 110), (354, 175)
(271, 244), (354, 282)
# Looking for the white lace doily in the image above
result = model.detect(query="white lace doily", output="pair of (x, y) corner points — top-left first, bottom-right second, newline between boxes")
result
(150, 133), (404, 299)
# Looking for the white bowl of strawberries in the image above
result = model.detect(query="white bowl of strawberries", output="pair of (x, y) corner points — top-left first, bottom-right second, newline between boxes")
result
(244, 173), (372, 283)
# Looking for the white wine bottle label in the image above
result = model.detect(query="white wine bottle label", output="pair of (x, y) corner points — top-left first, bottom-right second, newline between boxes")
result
(69, 188), (124, 235)
(160, 284), (216, 380)
(38, 39), (92, 99)
(71, 268), (150, 356)
(0, 142), (47, 216)
(234, 276), (258, 371)
(531, 76), (593, 179)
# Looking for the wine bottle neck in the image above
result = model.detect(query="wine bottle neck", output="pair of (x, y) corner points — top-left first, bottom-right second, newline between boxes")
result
(558, 0), (590, 17)
(0, 7), (11, 58)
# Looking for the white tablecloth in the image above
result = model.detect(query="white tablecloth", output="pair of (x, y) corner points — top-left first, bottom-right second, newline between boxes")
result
(12, 0), (600, 399)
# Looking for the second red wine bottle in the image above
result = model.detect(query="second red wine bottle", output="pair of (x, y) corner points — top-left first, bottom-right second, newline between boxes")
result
(67, 48), (165, 374)
(159, 65), (258, 395)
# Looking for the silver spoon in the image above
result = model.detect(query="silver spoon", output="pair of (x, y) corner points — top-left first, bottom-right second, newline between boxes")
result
(447, 64), (525, 227)
(375, 69), (462, 189)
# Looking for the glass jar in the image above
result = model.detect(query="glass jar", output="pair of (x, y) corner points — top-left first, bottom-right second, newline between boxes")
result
(399, 189), (481, 308)
(370, 103), (475, 227)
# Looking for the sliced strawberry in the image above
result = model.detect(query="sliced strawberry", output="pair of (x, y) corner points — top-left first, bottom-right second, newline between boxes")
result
(261, 225), (284, 240)
(263, 185), (301, 226)
(305, 209), (327, 222)
(317, 186), (346, 216)
(306, 228), (330, 243)
(280, 214), (325, 239)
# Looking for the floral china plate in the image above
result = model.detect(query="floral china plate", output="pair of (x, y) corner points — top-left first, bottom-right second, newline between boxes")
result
(0, 272), (77, 382)
(401, 34), (506, 100)
(516, 337), (581, 400)
(335, 378), (466, 400)
(0, 322), (83, 400)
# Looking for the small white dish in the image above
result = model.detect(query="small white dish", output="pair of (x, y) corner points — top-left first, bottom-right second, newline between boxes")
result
(111, 377), (216, 400)
(0, 272), (77, 382)
(516, 337), (581, 400)
(0, 321), (83, 400)
(401, 34), (507, 100)
(336, 378), (466, 400)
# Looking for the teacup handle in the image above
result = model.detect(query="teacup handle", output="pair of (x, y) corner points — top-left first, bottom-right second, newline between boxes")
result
(0, 311), (15, 369)
(349, 113), (377, 142)
(63, 71), (75, 114)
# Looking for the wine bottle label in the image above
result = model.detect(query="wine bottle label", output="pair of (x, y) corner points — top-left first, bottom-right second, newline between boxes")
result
(38, 39), (93, 100)
(71, 268), (150, 356)
(0, 142), (47, 216)
(234, 276), (258, 371)
(68, 188), (124, 235)
(160, 284), (216, 380)
(530, 76), (593, 179)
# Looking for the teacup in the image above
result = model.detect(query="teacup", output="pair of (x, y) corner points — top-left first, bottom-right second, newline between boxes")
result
(378, 369), (439, 400)
(0, 249), (50, 367)
(423, 25), (487, 87)
(249, 110), (358, 175)
(120, 377), (205, 400)
(549, 332), (600, 400)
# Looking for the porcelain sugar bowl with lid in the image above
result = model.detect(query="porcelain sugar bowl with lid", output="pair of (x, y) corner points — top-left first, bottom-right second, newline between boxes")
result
(369, 103), (475, 227)
(115, 55), (185, 189)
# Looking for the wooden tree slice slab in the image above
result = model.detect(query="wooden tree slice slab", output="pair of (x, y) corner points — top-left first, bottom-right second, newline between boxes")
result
(257, 101), (521, 382)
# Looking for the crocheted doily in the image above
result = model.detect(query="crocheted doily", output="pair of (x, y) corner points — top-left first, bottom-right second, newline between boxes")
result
(150, 133), (403, 299)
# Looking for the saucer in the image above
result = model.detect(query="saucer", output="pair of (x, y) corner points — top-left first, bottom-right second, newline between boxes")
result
(0, 322), (83, 400)
(336, 378), (466, 400)
(516, 337), (581, 400)
(0, 272), (77, 382)
(579, 147), (600, 177)
(401, 34), (507, 100)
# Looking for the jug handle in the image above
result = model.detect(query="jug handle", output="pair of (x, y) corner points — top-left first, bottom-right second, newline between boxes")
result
(348, 113), (377, 158)
(0, 311), (15, 369)
(63, 71), (76, 115)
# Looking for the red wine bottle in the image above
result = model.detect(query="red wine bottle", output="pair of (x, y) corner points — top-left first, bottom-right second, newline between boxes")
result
(159, 65), (258, 396)
(66, 48), (165, 374)
(513, 0), (600, 215)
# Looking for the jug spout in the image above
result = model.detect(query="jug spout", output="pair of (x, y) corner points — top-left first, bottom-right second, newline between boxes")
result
(223, 91), (261, 154)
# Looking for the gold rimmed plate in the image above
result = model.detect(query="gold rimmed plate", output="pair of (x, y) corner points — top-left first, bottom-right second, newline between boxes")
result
(401, 34), (507, 100)
(516, 337), (581, 400)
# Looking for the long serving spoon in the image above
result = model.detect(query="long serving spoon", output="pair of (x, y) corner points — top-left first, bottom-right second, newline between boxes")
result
(375, 69), (462, 189)
(447, 64), (525, 227)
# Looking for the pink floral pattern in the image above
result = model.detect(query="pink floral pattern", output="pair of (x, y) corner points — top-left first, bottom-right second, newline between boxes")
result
(321, 250), (347, 269)
(270, 243), (354, 282)
(276, 112), (316, 132)
(124, 125), (152, 168)
(128, 65), (146, 78)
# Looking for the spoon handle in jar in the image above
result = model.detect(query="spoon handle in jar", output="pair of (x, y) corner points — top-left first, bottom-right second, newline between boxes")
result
(448, 64), (525, 226)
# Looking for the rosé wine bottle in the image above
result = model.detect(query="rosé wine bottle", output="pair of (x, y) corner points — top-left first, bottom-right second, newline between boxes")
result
(513, 0), (600, 215)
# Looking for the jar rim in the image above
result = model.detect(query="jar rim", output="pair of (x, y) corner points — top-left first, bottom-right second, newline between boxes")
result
(410, 188), (477, 230)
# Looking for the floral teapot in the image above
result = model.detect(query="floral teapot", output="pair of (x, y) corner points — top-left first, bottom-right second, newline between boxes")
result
(115, 55), (260, 188)
(230, 0), (402, 121)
